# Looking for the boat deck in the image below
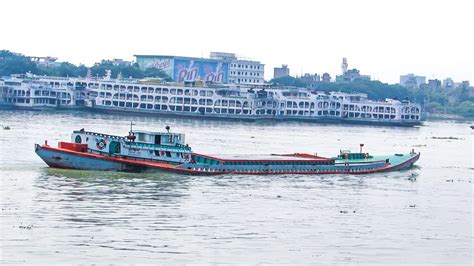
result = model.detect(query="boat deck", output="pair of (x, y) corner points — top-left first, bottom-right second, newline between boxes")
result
(192, 152), (334, 165)
(203, 153), (331, 161)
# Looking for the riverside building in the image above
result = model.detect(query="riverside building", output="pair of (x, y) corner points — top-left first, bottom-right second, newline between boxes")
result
(135, 52), (265, 86)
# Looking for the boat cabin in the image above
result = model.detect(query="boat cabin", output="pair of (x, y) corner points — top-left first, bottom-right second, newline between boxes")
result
(338, 150), (373, 160)
(71, 128), (192, 164)
(131, 130), (185, 146)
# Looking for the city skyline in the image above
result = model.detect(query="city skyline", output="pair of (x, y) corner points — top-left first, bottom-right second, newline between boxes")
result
(1, 0), (472, 84)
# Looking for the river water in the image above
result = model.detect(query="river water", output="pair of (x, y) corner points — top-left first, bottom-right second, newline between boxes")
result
(0, 110), (472, 264)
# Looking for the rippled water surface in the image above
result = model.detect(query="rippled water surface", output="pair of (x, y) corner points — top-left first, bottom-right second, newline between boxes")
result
(0, 110), (472, 264)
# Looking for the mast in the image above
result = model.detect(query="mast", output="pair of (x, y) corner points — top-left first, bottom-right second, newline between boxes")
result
(127, 121), (136, 141)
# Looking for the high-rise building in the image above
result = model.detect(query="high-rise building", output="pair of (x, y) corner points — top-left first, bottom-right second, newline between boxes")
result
(400, 74), (426, 88)
(428, 79), (441, 90)
(442, 78), (454, 89)
(274, 64), (290, 79)
(210, 52), (265, 85)
(302, 73), (321, 89)
(341, 58), (348, 74)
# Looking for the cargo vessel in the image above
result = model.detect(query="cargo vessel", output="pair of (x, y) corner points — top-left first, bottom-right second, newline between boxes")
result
(2, 75), (423, 126)
(35, 126), (420, 175)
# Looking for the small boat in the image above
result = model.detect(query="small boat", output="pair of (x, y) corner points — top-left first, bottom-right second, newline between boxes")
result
(35, 126), (420, 175)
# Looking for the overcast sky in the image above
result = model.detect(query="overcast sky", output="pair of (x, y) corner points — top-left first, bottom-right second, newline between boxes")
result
(1, 0), (473, 83)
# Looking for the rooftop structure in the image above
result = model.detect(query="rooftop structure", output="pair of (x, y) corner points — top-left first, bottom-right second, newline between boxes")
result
(28, 56), (59, 67)
(101, 58), (133, 66)
(135, 55), (229, 84)
(274, 64), (290, 79)
(322, 72), (331, 82)
(400, 74), (426, 88)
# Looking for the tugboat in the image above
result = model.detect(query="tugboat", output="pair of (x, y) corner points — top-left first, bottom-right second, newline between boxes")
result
(35, 125), (420, 175)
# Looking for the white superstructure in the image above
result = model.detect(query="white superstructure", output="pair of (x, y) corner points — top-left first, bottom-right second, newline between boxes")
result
(84, 78), (421, 125)
(0, 76), (85, 109)
(1, 76), (422, 126)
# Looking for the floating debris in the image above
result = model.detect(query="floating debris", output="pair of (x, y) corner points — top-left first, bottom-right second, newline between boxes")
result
(19, 224), (33, 229)
(431, 136), (461, 140)
(408, 174), (417, 182)
(339, 210), (357, 214)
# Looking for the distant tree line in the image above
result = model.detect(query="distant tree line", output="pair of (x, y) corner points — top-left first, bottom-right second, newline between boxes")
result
(0, 50), (171, 80)
(1, 49), (472, 118)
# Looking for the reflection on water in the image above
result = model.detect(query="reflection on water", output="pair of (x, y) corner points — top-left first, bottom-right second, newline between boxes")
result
(37, 168), (192, 202)
(0, 110), (473, 264)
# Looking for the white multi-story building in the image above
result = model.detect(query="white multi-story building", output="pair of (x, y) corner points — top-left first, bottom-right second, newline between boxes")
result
(229, 60), (265, 85)
(210, 52), (265, 85)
